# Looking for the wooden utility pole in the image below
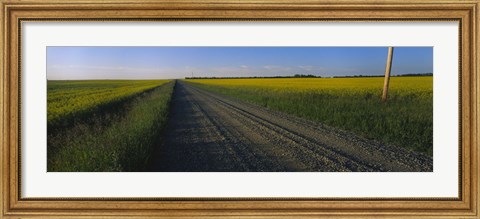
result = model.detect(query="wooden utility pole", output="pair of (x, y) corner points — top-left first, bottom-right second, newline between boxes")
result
(382, 47), (394, 102)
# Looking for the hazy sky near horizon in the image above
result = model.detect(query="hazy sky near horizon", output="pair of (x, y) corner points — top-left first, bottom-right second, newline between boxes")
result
(47, 47), (433, 80)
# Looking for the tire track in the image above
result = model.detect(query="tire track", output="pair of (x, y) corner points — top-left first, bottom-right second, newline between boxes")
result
(195, 88), (354, 171)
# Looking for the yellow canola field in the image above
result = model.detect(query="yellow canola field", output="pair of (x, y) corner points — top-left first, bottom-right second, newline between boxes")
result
(186, 77), (432, 94)
(48, 80), (171, 126)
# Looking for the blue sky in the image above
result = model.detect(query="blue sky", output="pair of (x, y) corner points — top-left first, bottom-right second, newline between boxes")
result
(47, 47), (433, 80)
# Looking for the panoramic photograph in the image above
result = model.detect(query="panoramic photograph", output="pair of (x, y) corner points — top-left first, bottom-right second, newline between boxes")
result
(47, 46), (433, 172)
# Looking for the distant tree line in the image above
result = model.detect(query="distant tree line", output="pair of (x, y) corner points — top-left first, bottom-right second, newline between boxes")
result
(185, 73), (432, 79)
(333, 73), (433, 78)
(293, 74), (318, 78)
(333, 75), (383, 78)
(395, 73), (433, 77)
(185, 74), (322, 79)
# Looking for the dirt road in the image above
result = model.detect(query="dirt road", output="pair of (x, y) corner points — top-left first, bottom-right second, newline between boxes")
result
(148, 81), (433, 172)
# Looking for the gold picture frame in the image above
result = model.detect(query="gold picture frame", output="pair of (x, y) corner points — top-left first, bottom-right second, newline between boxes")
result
(1, 0), (478, 218)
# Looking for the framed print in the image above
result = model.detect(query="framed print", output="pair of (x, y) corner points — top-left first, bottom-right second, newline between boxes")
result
(1, 0), (478, 218)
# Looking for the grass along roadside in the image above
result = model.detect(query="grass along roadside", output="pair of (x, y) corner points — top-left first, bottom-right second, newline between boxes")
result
(186, 77), (433, 156)
(48, 81), (175, 172)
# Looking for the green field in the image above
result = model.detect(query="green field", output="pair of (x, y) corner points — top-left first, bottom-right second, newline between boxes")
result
(47, 80), (174, 171)
(186, 77), (433, 155)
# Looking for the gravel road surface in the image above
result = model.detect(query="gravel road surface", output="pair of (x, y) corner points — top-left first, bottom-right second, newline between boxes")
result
(148, 81), (433, 172)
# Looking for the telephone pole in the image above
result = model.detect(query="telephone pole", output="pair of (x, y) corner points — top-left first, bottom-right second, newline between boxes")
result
(382, 47), (394, 102)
